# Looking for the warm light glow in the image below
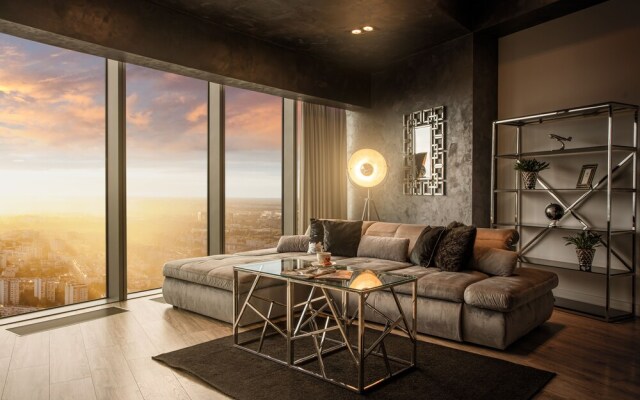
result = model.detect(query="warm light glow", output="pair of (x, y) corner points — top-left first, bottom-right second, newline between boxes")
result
(348, 149), (387, 188)
(349, 270), (382, 290)
(351, 29), (362, 34)
(363, 26), (374, 32)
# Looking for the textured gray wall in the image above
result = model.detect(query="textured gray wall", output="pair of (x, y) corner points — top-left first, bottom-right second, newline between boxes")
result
(347, 35), (477, 225)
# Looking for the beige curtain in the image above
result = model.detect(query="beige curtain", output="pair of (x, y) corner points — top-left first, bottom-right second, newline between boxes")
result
(298, 103), (347, 233)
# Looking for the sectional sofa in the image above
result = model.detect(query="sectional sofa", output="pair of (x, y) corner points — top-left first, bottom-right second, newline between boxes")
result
(162, 220), (558, 349)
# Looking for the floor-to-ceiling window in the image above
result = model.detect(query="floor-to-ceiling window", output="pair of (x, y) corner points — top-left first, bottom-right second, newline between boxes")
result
(224, 87), (283, 253)
(0, 33), (106, 317)
(125, 65), (208, 293)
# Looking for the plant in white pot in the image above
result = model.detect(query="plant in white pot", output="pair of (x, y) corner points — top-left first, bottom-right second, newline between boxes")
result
(563, 231), (602, 272)
(514, 158), (550, 189)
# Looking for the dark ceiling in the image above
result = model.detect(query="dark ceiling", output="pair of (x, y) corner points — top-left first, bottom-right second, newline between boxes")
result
(147, 0), (605, 72)
(147, 0), (474, 71)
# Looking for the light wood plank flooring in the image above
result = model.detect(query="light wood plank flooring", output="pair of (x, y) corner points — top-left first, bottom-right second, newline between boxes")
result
(0, 296), (637, 400)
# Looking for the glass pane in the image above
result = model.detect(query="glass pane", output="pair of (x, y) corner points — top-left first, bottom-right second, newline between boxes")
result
(0, 33), (106, 317)
(225, 87), (282, 253)
(126, 65), (207, 293)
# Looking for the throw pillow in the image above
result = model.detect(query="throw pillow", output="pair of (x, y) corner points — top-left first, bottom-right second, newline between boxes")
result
(357, 236), (410, 263)
(409, 226), (446, 267)
(276, 235), (310, 253)
(322, 220), (363, 257)
(472, 246), (517, 276)
(307, 218), (325, 253)
(434, 221), (477, 272)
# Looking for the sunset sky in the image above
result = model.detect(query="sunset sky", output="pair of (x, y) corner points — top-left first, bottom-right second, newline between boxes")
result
(0, 33), (282, 215)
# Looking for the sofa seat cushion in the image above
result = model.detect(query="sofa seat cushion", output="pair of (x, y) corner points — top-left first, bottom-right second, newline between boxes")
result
(395, 270), (488, 302)
(463, 267), (559, 312)
(163, 251), (313, 292)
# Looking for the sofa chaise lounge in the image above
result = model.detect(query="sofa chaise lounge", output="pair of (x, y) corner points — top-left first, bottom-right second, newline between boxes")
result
(162, 221), (558, 349)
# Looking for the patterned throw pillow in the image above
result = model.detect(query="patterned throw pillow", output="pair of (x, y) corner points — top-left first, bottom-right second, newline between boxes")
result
(409, 226), (446, 267)
(434, 221), (477, 272)
(307, 218), (324, 253)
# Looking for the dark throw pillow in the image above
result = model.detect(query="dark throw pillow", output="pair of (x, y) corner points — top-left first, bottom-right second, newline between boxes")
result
(322, 220), (363, 257)
(409, 226), (446, 267)
(434, 221), (477, 272)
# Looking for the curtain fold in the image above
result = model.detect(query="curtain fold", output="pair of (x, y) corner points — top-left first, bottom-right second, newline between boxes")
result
(298, 103), (347, 233)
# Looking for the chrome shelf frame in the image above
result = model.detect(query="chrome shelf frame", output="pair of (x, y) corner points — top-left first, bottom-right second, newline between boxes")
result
(490, 102), (638, 322)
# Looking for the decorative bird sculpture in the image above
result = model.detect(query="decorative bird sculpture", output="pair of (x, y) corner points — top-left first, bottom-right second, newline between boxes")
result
(549, 133), (572, 151)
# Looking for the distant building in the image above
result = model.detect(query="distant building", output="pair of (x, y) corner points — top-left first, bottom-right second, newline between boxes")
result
(34, 278), (57, 302)
(64, 282), (88, 305)
(0, 279), (20, 305)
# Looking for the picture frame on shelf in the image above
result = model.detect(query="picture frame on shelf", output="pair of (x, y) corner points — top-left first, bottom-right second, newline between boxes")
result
(576, 164), (597, 189)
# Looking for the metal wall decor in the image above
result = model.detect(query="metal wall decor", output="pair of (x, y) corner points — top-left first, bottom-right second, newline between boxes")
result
(403, 106), (446, 195)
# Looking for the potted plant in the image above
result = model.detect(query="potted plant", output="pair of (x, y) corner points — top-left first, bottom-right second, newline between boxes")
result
(563, 230), (602, 271)
(514, 158), (550, 189)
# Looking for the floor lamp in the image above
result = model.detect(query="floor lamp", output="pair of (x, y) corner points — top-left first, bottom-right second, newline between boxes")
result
(347, 149), (388, 221)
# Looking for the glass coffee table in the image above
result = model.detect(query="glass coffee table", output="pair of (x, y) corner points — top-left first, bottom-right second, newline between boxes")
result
(232, 259), (417, 393)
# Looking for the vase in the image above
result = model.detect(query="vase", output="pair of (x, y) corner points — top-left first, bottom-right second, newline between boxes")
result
(576, 248), (595, 272)
(521, 171), (538, 189)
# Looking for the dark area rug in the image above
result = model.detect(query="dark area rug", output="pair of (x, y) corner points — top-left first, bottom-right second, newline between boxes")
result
(154, 328), (554, 400)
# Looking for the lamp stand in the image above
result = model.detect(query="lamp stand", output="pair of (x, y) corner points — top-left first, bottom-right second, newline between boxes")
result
(361, 188), (380, 221)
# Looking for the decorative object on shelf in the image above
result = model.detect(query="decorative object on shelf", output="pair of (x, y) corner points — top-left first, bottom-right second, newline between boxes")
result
(513, 158), (550, 189)
(548, 133), (572, 151)
(544, 203), (565, 226)
(403, 106), (446, 196)
(563, 231), (602, 272)
(576, 164), (598, 189)
(347, 148), (387, 220)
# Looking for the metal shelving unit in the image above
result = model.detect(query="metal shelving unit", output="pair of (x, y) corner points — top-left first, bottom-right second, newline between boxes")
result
(491, 102), (638, 322)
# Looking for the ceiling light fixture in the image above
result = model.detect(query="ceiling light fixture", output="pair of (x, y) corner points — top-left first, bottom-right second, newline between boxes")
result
(351, 29), (362, 34)
(363, 26), (374, 32)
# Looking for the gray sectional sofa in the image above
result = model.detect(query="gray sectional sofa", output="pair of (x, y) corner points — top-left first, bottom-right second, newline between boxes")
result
(162, 221), (558, 349)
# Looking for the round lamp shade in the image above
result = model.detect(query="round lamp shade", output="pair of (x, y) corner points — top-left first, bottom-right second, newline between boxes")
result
(347, 149), (388, 188)
(349, 270), (383, 290)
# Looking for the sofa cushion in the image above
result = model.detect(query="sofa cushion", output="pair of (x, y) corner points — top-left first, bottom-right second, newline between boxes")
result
(409, 226), (446, 267)
(393, 223), (429, 255)
(163, 252), (311, 292)
(463, 267), (559, 312)
(357, 236), (409, 262)
(323, 220), (363, 257)
(475, 228), (519, 250)
(395, 270), (488, 302)
(277, 235), (310, 253)
(472, 246), (517, 276)
(434, 222), (477, 272)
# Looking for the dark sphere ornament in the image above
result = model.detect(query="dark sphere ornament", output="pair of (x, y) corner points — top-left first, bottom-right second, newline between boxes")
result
(545, 203), (565, 221)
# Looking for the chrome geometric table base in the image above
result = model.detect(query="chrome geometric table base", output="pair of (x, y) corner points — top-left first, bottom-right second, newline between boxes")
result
(232, 270), (417, 393)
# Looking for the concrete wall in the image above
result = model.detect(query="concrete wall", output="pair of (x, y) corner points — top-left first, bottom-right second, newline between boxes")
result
(346, 33), (497, 227)
(498, 0), (640, 314)
(347, 35), (475, 225)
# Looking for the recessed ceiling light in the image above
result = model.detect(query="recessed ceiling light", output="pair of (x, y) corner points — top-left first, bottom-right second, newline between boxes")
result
(363, 26), (374, 32)
(351, 29), (362, 34)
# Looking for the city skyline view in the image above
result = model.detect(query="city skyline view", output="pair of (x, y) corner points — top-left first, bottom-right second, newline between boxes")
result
(0, 32), (284, 316)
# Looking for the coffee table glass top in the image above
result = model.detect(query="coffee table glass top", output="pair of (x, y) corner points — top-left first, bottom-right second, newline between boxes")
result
(234, 259), (416, 292)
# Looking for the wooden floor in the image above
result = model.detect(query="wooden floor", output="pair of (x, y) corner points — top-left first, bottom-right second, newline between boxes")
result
(0, 296), (637, 400)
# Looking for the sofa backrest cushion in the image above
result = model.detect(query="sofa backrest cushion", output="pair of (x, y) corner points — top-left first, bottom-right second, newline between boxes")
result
(276, 235), (310, 253)
(357, 236), (410, 262)
(322, 220), (363, 257)
(472, 246), (518, 276)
